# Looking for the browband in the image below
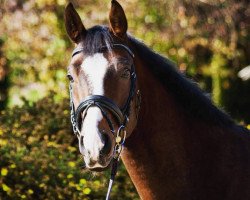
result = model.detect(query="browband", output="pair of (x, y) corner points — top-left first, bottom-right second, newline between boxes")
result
(72, 44), (134, 58)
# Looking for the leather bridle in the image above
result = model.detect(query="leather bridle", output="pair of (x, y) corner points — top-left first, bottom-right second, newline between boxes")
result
(69, 44), (137, 200)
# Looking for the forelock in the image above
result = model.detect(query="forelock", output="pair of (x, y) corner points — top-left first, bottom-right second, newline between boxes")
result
(81, 26), (113, 55)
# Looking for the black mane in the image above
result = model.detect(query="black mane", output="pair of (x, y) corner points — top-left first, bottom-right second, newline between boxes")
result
(129, 36), (235, 127)
(82, 25), (234, 127)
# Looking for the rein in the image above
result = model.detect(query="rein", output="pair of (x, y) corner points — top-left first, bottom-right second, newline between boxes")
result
(69, 44), (137, 200)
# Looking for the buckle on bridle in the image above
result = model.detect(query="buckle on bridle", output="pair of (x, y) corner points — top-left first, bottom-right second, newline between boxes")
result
(116, 125), (126, 144)
(113, 125), (127, 159)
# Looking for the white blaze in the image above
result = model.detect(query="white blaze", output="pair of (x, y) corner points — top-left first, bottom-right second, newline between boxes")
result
(82, 53), (108, 94)
(82, 107), (103, 161)
(80, 53), (108, 164)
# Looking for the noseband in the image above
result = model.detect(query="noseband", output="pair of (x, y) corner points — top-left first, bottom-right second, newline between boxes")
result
(69, 44), (137, 200)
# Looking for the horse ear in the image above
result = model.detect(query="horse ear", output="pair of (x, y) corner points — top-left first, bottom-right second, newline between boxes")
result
(64, 3), (86, 43)
(109, 0), (128, 38)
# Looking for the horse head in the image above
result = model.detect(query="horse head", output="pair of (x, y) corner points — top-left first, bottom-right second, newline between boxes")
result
(64, 0), (139, 171)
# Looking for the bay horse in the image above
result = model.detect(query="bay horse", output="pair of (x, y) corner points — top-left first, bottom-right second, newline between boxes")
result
(64, 1), (250, 199)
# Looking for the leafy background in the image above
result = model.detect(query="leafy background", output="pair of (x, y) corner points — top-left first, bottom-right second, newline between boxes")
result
(0, 0), (249, 199)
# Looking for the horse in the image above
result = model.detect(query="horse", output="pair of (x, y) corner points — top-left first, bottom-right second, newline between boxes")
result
(64, 1), (250, 199)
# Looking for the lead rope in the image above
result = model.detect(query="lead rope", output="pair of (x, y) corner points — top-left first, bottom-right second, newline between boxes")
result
(105, 160), (118, 200)
(105, 125), (127, 200)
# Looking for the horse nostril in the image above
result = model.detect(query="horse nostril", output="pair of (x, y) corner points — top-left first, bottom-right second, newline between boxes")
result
(100, 133), (112, 155)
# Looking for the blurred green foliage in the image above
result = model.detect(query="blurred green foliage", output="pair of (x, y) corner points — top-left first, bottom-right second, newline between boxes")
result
(0, 94), (139, 199)
(0, 0), (250, 199)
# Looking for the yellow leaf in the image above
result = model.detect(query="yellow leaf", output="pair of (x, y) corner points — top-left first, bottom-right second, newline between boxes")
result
(1, 168), (8, 176)
(67, 174), (73, 179)
(57, 0), (66, 6)
(247, 125), (250, 130)
(79, 179), (86, 185)
(76, 185), (82, 191)
(39, 183), (45, 188)
(69, 181), (75, 187)
(68, 161), (76, 168)
(28, 189), (34, 194)
(2, 183), (11, 192)
(10, 164), (16, 169)
(0, 139), (7, 146)
(94, 180), (100, 186)
(67, 146), (77, 152)
(47, 141), (58, 147)
(83, 188), (91, 195)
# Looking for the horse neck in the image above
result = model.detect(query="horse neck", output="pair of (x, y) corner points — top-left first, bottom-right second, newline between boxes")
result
(121, 53), (250, 200)
(122, 56), (192, 199)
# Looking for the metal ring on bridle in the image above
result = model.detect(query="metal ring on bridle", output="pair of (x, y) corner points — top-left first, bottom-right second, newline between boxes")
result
(115, 125), (127, 145)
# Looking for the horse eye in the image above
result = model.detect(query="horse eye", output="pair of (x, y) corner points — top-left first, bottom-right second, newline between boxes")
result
(121, 68), (131, 79)
(67, 74), (74, 82)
